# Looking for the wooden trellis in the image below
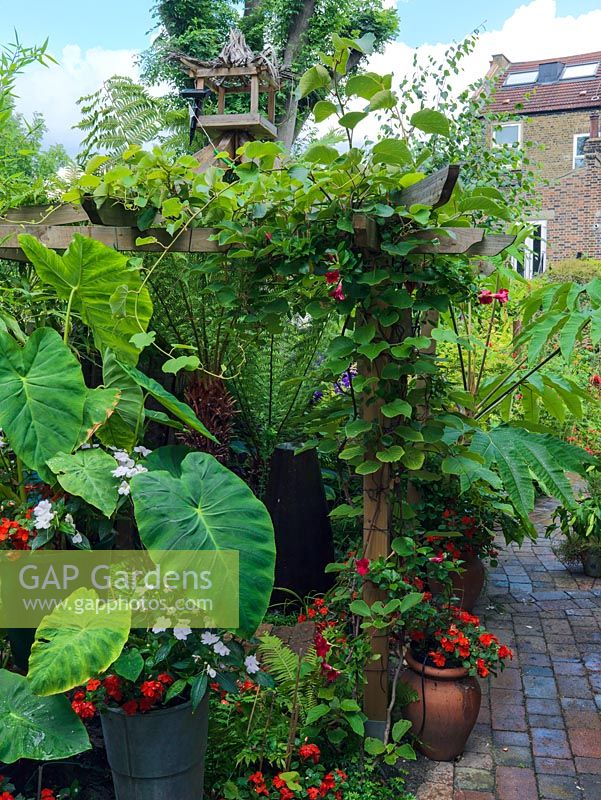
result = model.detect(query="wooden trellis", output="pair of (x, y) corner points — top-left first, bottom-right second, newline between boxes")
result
(0, 126), (514, 737)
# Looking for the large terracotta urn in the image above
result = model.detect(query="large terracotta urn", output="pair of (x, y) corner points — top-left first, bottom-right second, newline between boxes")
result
(429, 553), (485, 611)
(401, 649), (481, 761)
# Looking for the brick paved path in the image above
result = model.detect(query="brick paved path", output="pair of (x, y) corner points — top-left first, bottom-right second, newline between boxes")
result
(406, 496), (601, 800)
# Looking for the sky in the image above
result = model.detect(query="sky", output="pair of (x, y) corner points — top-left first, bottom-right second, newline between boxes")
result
(4, 0), (601, 152)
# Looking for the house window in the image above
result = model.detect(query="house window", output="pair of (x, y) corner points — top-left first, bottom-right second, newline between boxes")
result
(504, 70), (539, 86)
(493, 123), (521, 146)
(573, 133), (588, 168)
(560, 62), (599, 80)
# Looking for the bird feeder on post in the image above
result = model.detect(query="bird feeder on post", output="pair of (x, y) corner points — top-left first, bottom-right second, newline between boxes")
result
(175, 30), (282, 169)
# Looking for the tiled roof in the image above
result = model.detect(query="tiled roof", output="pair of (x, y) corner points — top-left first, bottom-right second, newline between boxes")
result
(487, 52), (601, 114)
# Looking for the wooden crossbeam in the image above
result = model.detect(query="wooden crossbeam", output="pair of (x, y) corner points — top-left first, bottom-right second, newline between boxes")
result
(1, 204), (87, 225)
(412, 227), (484, 254)
(397, 164), (460, 210)
(0, 224), (224, 256)
(465, 234), (516, 257)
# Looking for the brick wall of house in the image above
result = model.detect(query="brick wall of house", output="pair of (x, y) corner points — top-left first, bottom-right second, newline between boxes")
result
(540, 135), (601, 261)
(523, 110), (594, 181)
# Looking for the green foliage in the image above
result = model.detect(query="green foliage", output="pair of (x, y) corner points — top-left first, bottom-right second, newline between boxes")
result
(0, 669), (90, 763)
(130, 449), (276, 637)
(0, 328), (87, 478)
(27, 587), (131, 696)
(19, 233), (154, 364)
(47, 449), (121, 517)
(258, 634), (319, 718)
(547, 258), (601, 285)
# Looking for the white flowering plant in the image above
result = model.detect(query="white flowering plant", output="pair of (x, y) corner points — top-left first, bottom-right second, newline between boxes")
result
(0, 493), (90, 551)
(70, 627), (272, 719)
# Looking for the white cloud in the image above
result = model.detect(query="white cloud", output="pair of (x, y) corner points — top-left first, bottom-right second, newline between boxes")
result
(14, 45), (140, 153)
(12, 0), (601, 154)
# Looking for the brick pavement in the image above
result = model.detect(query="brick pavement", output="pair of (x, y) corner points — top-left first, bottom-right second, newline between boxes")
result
(405, 496), (601, 800)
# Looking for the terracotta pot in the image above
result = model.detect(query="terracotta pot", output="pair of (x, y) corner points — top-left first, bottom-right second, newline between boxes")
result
(429, 554), (485, 611)
(401, 649), (481, 761)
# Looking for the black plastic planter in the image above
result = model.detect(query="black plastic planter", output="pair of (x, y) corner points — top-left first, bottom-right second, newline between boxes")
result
(265, 443), (335, 604)
(100, 696), (209, 800)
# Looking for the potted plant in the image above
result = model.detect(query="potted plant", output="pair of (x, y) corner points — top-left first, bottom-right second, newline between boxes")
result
(417, 484), (517, 610)
(401, 601), (512, 761)
(546, 475), (601, 578)
(70, 628), (264, 800)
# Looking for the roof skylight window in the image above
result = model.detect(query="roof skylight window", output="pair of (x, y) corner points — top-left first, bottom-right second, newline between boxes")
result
(504, 70), (539, 86)
(560, 62), (599, 80)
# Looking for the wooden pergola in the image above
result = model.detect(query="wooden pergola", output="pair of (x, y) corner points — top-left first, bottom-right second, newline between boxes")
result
(0, 44), (515, 737)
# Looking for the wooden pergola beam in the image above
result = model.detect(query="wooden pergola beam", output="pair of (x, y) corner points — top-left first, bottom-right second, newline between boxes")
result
(398, 164), (460, 210)
(0, 224), (224, 256)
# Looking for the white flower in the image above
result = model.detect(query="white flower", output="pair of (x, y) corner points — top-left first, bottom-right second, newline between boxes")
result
(118, 481), (131, 496)
(134, 446), (152, 457)
(65, 513), (74, 525)
(152, 616), (171, 634)
(207, 665), (216, 678)
(245, 654), (261, 674)
(112, 464), (132, 478)
(71, 532), (83, 545)
(213, 641), (230, 657)
(174, 625), (192, 641)
(113, 450), (132, 464)
(201, 631), (220, 646)
(33, 500), (55, 530)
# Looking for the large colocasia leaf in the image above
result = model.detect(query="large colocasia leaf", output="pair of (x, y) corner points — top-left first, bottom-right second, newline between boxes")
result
(131, 450), (276, 637)
(0, 669), (90, 762)
(18, 233), (153, 364)
(27, 587), (130, 696)
(0, 328), (87, 477)
(47, 448), (121, 517)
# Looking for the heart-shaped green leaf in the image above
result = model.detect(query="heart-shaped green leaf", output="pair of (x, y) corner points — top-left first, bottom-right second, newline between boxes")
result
(47, 449), (121, 517)
(19, 233), (153, 364)
(130, 450), (275, 637)
(0, 669), (90, 763)
(28, 588), (131, 696)
(0, 328), (86, 475)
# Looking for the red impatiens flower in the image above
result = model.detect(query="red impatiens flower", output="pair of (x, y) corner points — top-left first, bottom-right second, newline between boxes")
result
(102, 675), (123, 701)
(476, 658), (489, 678)
(122, 700), (139, 716)
(279, 789), (295, 800)
(498, 645), (513, 660)
(329, 284), (345, 302)
(479, 632), (499, 647)
(429, 651), (446, 668)
(249, 772), (269, 796)
(71, 699), (97, 720)
(429, 554), (444, 563)
(299, 743), (321, 763)
(307, 788), (320, 800)
(0, 792), (15, 800)
(591, 374), (601, 387)
(478, 289), (494, 305)
(494, 288), (509, 304)
(355, 557), (370, 576)
(157, 672), (174, 686)
(86, 678), (101, 691)
(140, 680), (165, 701)
(325, 269), (340, 285)
(40, 790), (55, 800)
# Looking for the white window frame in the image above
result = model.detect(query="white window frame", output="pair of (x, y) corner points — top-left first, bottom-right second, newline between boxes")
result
(493, 122), (522, 147)
(573, 133), (588, 169)
(523, 221), (547, 280)
(560, 62), (599, 81)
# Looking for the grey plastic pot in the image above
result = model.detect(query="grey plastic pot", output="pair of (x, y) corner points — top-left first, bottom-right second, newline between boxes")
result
(583, 550), (601, 578)
(100, 695), (209, 800)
